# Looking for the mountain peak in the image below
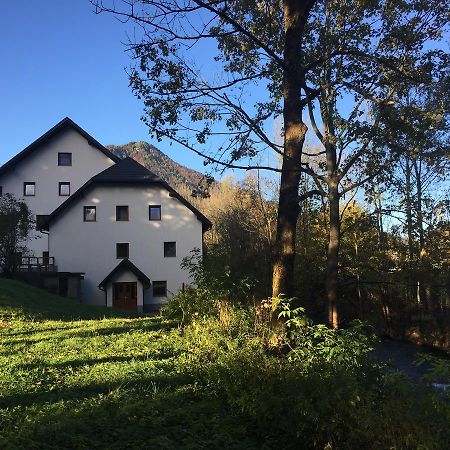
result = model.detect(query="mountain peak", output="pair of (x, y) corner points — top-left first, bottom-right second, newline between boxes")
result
(107, 142), (209, 194)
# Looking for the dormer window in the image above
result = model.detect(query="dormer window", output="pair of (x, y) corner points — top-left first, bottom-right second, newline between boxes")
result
(24, 182), (35, 196)
(58, 152), (72, 166)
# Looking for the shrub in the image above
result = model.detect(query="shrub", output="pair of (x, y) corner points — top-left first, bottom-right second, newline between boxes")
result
(175, 299), (449, 449)
(161, 248), (254, 323)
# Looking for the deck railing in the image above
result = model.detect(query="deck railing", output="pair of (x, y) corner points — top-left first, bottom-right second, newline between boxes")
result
(19, 256), (56, 272)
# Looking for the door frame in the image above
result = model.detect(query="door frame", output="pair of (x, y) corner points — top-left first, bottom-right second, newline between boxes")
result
(112, 282), (137, 310)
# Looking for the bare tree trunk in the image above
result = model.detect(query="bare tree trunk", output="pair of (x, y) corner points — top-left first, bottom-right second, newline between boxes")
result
(272, 0), (310, 298)
(326, 184), (340, 328)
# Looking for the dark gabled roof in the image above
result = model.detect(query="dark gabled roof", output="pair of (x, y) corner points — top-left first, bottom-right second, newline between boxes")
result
(42, 157), (212, 230)
(99, 259), (151, 289)
(0, 117), (120, 177)
(91, 155), (162, 183)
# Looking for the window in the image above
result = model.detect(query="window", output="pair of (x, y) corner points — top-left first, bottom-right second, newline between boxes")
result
(153, 281), (167, 297)
(83, 206), (96, 222)
(149, 205), (161, 221)
(116, 243), (129, 259)
(59, 182), (70, 196)
(164, 242), (176, 257)
(58, 152), (72, 166)
(36, 215), (49, 230)
(0, 186), (2, 196)
(24, 182), (35, 196)
(116, 206), (129, 222)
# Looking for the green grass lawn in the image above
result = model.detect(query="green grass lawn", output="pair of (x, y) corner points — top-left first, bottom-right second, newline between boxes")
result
(0, 278), (259, 449)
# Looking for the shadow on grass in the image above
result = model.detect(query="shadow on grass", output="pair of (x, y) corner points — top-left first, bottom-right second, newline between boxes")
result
(0, 369), (192, 409)
(0, 384), (260, 450)
(0, 278), (161, 322)
(1, 322), (175, 350)
(12, 352), (178, 374)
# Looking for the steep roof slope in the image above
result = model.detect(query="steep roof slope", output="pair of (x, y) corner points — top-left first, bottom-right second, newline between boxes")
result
(0, 117), (120, 177)
(99, 259), (151, 289)
(43, 157), (212, 230)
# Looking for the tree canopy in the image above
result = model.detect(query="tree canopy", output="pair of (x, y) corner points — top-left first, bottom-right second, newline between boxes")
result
(93, 0), (449, 326)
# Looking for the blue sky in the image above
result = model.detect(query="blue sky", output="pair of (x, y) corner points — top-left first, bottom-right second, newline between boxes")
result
(0, 0), (209, 173)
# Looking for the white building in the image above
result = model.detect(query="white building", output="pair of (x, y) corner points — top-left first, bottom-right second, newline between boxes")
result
(0, 119), (211, 311)
(0, 117), (119, 256)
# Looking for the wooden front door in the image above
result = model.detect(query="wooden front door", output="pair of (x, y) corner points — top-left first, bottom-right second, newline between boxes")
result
(113, 282), (137, 310)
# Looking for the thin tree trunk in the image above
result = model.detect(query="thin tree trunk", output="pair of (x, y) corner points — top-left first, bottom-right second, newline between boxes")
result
(326, 185), (340, 328)
(405, 157), (414, 260)
(374, 186), (385, 250)
(413, 157), (425, 255)
(413, 156), (432, 312)
(272, 1), (309, 298)
(354, 231), (363, 318)
(404, 156), (419, 308)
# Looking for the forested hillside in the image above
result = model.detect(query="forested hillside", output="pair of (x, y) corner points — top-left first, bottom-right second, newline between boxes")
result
(108, 141), (209, 193)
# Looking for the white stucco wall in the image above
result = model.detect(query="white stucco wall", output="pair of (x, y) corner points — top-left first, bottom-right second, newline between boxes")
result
(48, 184), (203, 307)
(105, 271), (145, 312)
(0, 127), (116, 256)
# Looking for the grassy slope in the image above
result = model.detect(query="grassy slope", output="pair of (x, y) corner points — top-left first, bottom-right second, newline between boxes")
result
(0, 279), (258, 450)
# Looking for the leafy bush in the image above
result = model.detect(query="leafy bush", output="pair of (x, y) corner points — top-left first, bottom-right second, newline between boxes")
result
(173, 295), (449, 449)
(416, 353), (450, 385)
(163, 274), (449, 449)
(162, 248), (254, 323)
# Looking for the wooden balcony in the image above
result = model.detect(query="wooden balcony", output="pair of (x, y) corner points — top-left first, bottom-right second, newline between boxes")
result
(19, 256), (57, 272)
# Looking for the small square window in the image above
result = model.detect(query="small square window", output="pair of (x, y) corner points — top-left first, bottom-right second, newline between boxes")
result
(24, 182), (35, 196)
(116, 243), (129, 259)
(58, 152), (72, 166)
(116, 206), (129, 221)
(149, 205), (161, 221)
(36, 215), (49, 230)
(164, 242), (176, 257)
(59, 182), (70, 196)
(153, 281), (167, 297)
(83, 206), (96, 222)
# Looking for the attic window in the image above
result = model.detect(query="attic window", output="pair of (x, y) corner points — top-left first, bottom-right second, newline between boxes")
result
(149, 205), (161, 221)
(58, 152), (72, 166)
(59, 182), (70, 196)
(24, 182), (35, 196)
